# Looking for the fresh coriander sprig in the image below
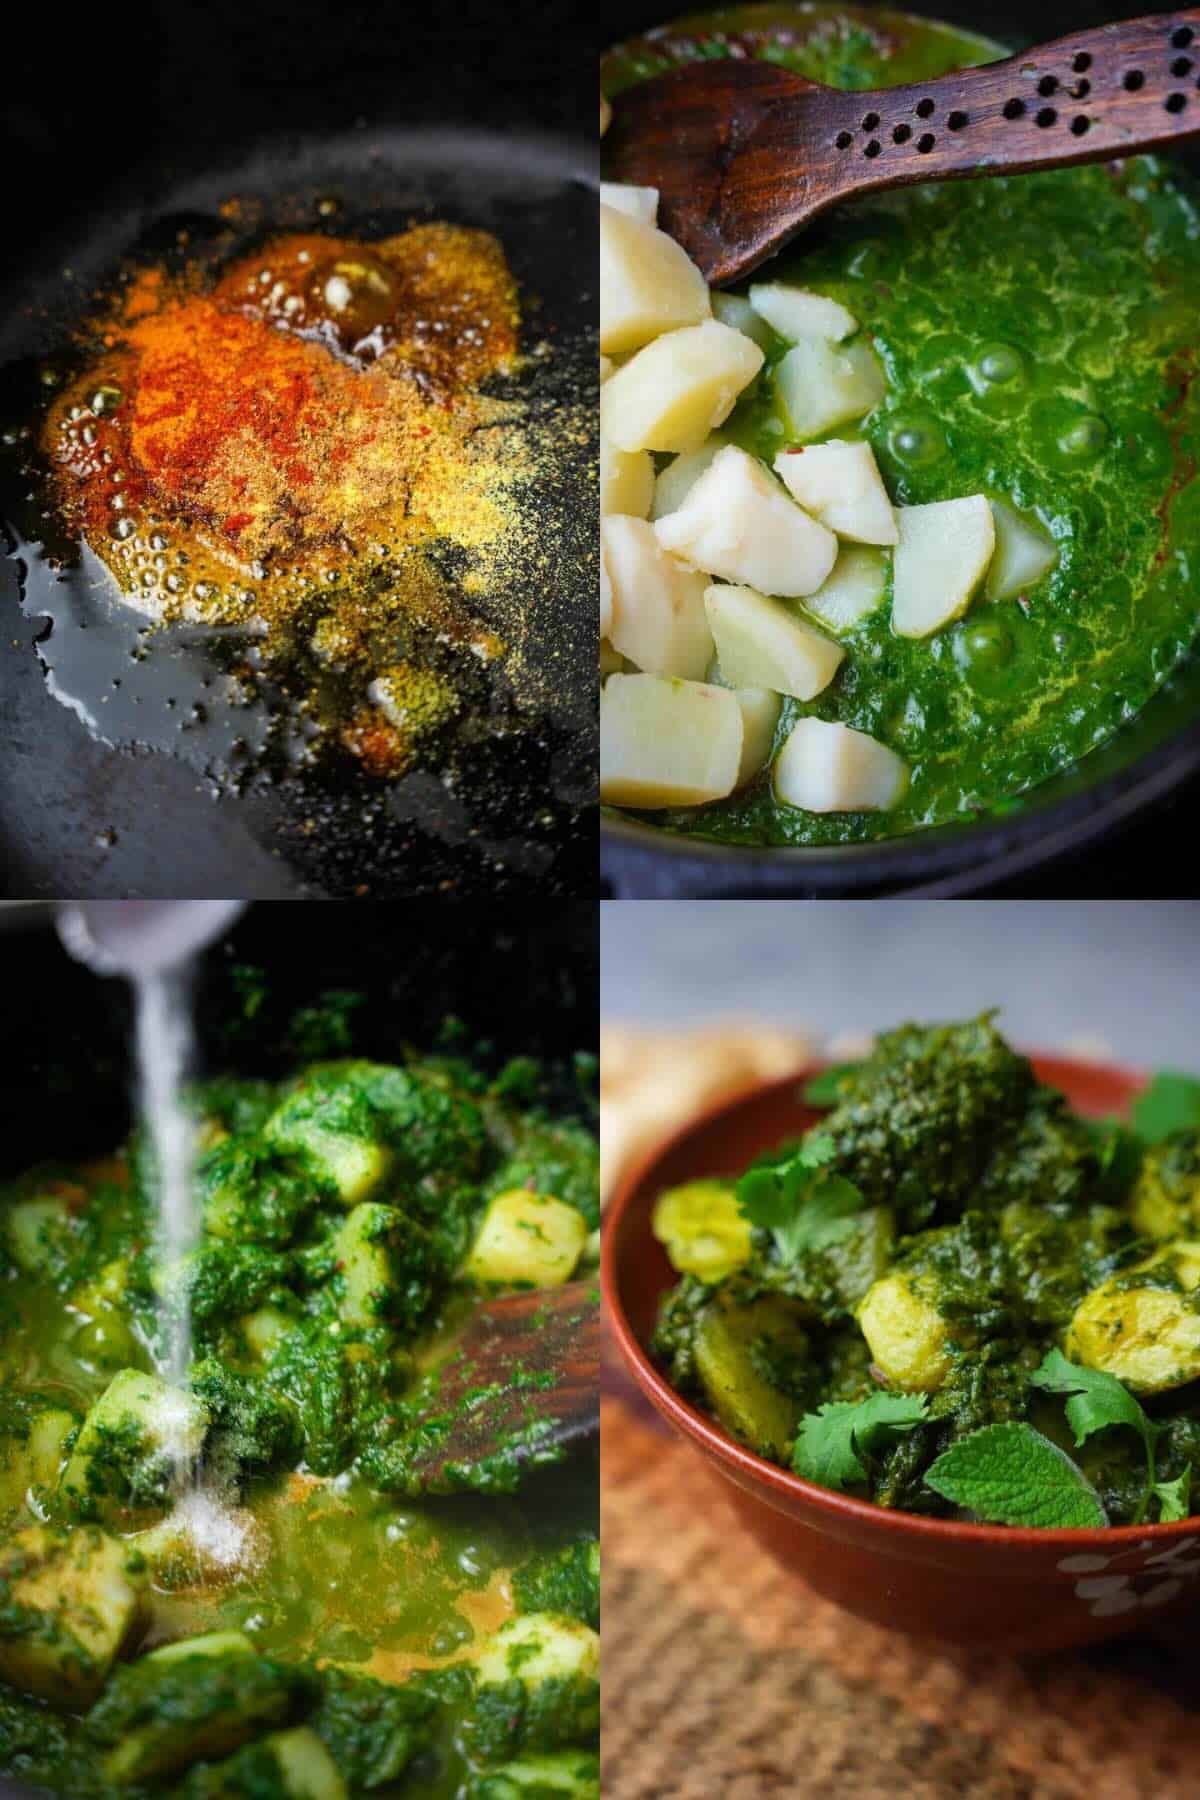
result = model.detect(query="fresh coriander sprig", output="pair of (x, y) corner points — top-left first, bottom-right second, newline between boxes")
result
(735, 1134), (865, 1265)
(1029, 1349), (1164, 1524)
(793, 1392), (929, 1489)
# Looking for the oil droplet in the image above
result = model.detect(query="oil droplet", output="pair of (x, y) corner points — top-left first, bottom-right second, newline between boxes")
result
(1058, 414), (1110, 460)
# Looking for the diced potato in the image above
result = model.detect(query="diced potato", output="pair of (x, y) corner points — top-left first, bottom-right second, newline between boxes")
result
(857, 1273), (953, 1393)
(333, 1201), (432, 1329)
(4, 1191), (84, 1277)
(600, 674), (743, 808)
(774, 440), (897, 546)
(599, 436), (654, 518)
(776, 338), (885, 439)
(602, 516), (713, 679)
(600, 321), (763, 455)
(1130, 1136), (1200, 1241)
(985, 498), (1059, 600)
(651, 1179), (752, 1281)
(263, 1727), (348, 1800)
(0, 1524), (141, 1703)
(774, 717), (908, 814)
(1066, 1243), (1200, 1393)
(600, 355), (613, 384)
(1, 1403), (76, 1520)
(651, 437), (725, 521)
(97, 1633), (293, 1785)
(60, 1369), (209, 1525)
(599, 536), (612, 640)
(704, 583), (843, 702)
(711, 291), (775, 353)
(599, 204), (710, 356)
(657, 446), (837, 598)
(463, 1188), (588, 1288)
(748, 282), (857, 344)
(240, 1306), (296, 1363)
(893, 496), (995, 639)
(599, 182), (658, 226)
(733, 687), (781, 787)
(802, 546), (888, 634)
(693, 1287), (811, 1459)
(477, 1611), (600, 1697)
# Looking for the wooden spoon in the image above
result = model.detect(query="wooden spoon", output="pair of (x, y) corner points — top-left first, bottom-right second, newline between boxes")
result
(398, 1280), (600, 1495)
(603, 11), (1200, 284)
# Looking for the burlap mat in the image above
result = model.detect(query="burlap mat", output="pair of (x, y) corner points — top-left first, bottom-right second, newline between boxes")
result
(601, 1027), (1200, 1800)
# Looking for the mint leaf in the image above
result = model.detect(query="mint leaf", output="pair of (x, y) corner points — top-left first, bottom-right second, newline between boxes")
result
(1132, 1071), (1200, 1145)
(924, 1423), (1107, 1528)
(803, 1064), (861, 1106)
(1029, 1349), (1160, 1519)
(1154, 1467), (1192, 1523)
(736, 1133), (862, 1265)
(793, 1391), (928, 1490)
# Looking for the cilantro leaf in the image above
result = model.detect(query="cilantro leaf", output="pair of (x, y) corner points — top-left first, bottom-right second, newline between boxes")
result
(1132, 1071), (1200, 1145)
(803, 1064), (861, 1106)
(1029, 1349), (1161, 1523)
(1154, 1467), (1192, 1523)
(736, 1134), (863, 1266)
(924, 1423), (1108, 1529)
(793, 1391), (928, 1490)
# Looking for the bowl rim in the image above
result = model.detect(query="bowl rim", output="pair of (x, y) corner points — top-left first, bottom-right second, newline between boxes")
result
(602, 1054), (1200, 1551)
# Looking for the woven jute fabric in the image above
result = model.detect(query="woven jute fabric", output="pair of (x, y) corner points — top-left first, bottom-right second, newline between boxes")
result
(601, 1396), (1200, 1800)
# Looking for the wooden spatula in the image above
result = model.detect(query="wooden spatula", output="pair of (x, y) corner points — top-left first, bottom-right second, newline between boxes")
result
(397, 1280), (600, 1495)
(603, 10), (1200, 284)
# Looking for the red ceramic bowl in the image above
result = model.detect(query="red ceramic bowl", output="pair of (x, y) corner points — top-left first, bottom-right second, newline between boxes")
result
(603, 1055), (1200, 1653)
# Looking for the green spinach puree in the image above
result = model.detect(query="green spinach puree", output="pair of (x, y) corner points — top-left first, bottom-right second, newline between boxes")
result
(603, 5), (1200, 846)
(0, 1046), (599, 1798)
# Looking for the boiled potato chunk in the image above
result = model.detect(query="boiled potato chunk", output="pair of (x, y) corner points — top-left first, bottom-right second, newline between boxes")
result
(711, 290), (775, 353)
(774, 440), (897, 546)
(985, 498), (1059, 601)
(893, 495), (995, 639)
(857, 1273), (953, 1393)
(704, 583), (843, 701)
(1066, 1242), (1200, 1393)
(598, 639), (628, 677)
(733, 687), (781, 786)
(60, 1369), (209, 1526)
(599, 182), (658, 225)
(776, 338), (885, 439)
(802, 547), (888, 634)
(693, 1286), (811, 1460)
(651, 437), (725, 521)
(0, 1524), (141, 1703)
(600, 436), (654, 519)
(602, 516), (713, 680)
(600, 355), (613, 383)
(601, 321), (763, 455)
(774, 717), (908, 814)
(599, 204), (710, 356)
(600, 674), (743, 808)
(464, 1188), (588, 1288)
(656, 446), (837, 598)
(1130, 1135), (1200, 1241)
(748, 282), (857, 343)
(651, 1179), (752, 1282)
(599, 537), (612, 640)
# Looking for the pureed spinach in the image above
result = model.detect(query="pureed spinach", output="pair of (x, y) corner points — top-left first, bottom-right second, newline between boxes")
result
(603, 4), (1200, 847)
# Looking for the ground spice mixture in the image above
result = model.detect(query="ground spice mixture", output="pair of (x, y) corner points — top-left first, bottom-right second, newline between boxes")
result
(40, 223), (559, 776)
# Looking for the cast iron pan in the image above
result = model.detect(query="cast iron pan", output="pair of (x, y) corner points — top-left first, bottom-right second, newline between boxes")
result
(0, 0), (598, 900)
(600, 0), (1200, 899)
(0, 898), (596, 1800)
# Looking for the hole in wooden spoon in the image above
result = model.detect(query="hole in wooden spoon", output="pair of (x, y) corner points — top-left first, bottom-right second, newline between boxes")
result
(892, 123), (912, 143)
(1035, 106), (1058, 126)
(864, 139), (881, 158)
(835, 130), (853, 148)
(1037, 75), (1058, 96)
(861, 111), (880, 130)
(1070, 114), (1090, 135)
(1171, 56), (1193, 75)
(1165, 90), (1188, 111)
(947, 110), (968, 131)
(916, 132), (936, 152)
(1003, 97), (1025, 119)
(1123, 69), (1145, 90)
(915, 97), (935, 118)
(1072, 51), (1092, 72)
(1172, 25), (1194, 48)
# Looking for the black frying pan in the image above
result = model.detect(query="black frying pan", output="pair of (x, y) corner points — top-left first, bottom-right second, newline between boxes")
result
(0, 1), (598, 900)
(600, 1), (1200, 899)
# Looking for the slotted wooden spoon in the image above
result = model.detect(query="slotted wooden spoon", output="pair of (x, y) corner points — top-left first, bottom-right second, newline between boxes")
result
(399, 1280), (600, 1495)
(604, 10), (1200, 284)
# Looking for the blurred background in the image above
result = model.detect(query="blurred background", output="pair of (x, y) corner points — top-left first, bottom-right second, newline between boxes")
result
(602, 900), (1200, 1071)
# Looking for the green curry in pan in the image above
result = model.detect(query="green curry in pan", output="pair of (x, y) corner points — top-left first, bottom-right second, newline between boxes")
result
(652, 1017), (1200, 1529)
(0, 1052), (599, 1798)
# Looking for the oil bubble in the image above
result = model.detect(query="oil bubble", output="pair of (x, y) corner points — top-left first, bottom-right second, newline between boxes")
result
(1057, 414), (1109, 460)
(887, 412), (947, 468)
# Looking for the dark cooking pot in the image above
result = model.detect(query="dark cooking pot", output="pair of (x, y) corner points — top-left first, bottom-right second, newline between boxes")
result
(0, 1), (597, 900)
(0, 898), (596, 1800)
(600, 0), (1200, 898)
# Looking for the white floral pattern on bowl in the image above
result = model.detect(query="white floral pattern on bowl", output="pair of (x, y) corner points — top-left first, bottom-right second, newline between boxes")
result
(1059, 1536), (1200, 1617)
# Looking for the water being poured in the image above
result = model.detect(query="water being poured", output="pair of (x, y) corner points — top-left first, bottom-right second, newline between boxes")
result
(57, 901), (243, 1393)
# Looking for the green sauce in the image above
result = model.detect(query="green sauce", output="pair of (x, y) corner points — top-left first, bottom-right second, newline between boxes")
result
(603, 5), (1200, 847)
